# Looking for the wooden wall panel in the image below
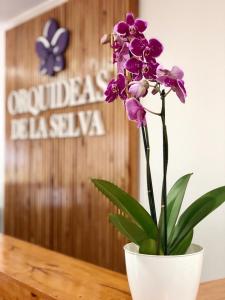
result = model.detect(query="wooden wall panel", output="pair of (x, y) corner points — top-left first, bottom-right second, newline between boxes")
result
(4, 0), (139, 272)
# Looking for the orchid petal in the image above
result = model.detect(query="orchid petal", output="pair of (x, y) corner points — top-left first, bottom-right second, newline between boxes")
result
(117, 74), (126, 90)
(126, 98), (146, 127)
(119, 89), (127, 100)
(104, 74), (127, 102)
(117, 42), (130, 73)
(156, 75), (168, 84)
(164, 77), (177, 87)
(156, 65), (167, 77)
(176, 80), (187, 103)
(136, 109), (147, 127)
(133, 73), (143, 81)
(114, 21), (129, 35)
(105, 93), (117, 103)
(147, 38), (164, 57)
(105, 80), (117, 103)
(126, 12), (135, 25)
(171, 66), (184, 79)
(125, 57), (143, 74)
(134, 19), (148, 32)
(126, 98), (141, 118)
(143, 61), (158, 80)
(105, 95), (116, 103)
(130, 38), (148, 56)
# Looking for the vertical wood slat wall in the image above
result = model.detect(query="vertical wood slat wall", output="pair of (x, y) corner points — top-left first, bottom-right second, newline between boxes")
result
(4, 0), (138, 272)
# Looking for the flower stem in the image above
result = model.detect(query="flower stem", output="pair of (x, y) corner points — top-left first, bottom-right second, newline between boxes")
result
(141, 125), (157, 225)
(160, 90), (168, 255)
(165, 88), (172, 97)
(143, 106), (161, 116)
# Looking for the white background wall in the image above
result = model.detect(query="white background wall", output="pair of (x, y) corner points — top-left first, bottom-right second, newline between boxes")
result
(0, 27), (5, 232)
(139, 0), (225, 281)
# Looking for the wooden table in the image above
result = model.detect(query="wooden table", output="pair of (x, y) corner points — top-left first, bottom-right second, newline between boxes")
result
(0, 234), (224, 300)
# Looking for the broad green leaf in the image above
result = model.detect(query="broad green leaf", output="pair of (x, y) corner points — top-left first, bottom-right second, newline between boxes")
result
(109, 214), (149, 245)
(92, 179), (158, 239)
(171, 186), (225, 249)
(170, 229), (193, 255)
(157, 209), (165, 250)
(139, 239), (164, 255)
(139, 239), (158, 255)
(167, 173), (193, 242)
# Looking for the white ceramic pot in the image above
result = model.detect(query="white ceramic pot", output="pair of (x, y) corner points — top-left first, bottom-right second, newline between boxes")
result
(124, 243), (203, 300)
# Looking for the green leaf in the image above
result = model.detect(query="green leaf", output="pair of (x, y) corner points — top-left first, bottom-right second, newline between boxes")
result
(139, 239), (164, 255)
(139, 239), (157, 255)
(109, 214), (149, 245)
(171, 186), (225, 250)
(170, 229), (193, 255)
(167, 173), (193, 242)
(92, 179), (158, 239)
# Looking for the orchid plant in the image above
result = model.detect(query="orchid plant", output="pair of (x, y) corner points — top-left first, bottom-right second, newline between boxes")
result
(92, 13), (225, 255)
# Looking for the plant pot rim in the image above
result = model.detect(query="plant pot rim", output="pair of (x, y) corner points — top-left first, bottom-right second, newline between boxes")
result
(124, 242), (204, 258)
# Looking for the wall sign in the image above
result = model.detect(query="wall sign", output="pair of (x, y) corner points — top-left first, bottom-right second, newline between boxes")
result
(36, 19), (69, 76)
(7, 17), (112, 140)
(7, 70), (111, 139)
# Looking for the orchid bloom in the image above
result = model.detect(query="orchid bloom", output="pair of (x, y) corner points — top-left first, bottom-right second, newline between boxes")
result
(112, 35), (130, 73)
(114, 12), (147, 38)
(126, 57), (159, 81)
(125, 98), (146, 127)
(130, 38), (163, 61)
(103, 12), (187, 126)
(156, 66), (187, 103)
(128, 80), (149, 98)
(104, 73), (127, 102)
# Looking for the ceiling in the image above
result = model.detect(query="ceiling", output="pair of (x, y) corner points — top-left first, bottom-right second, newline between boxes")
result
(0, 0), (48, 24)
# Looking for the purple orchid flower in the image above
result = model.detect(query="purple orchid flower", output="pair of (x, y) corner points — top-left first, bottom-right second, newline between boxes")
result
(112, 35), (130, 73)
(126, 57), (159, 81)
(128, 80), (149, 98)
(105, 73), (127, 103)
(114, 12), (147, 38)
(125, 98), (146, 127)
(130, 38), (163, 61)
(156, 65), (187, 103)
(36, 19), (69, 76)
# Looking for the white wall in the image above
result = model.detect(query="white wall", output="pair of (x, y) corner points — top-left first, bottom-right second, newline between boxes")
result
(139, 0), (225, 281)
(0, 27), (5, 232)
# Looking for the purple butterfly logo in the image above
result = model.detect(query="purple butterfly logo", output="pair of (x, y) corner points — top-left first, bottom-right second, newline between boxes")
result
(35, 19), (70, 76)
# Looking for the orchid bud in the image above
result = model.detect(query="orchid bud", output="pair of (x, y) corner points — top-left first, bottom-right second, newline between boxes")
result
(125, 98), (146, 127)
(152, 87), (159, 95)
(100, 34), (111, 45)
(128, 80), (149, 98)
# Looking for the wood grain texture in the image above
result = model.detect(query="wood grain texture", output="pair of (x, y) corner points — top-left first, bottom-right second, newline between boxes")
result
(4, 0), (139, 273)
(0, 234), (130, 300)
(198, 279), (225, 300)
(0, 234), (224, 300)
